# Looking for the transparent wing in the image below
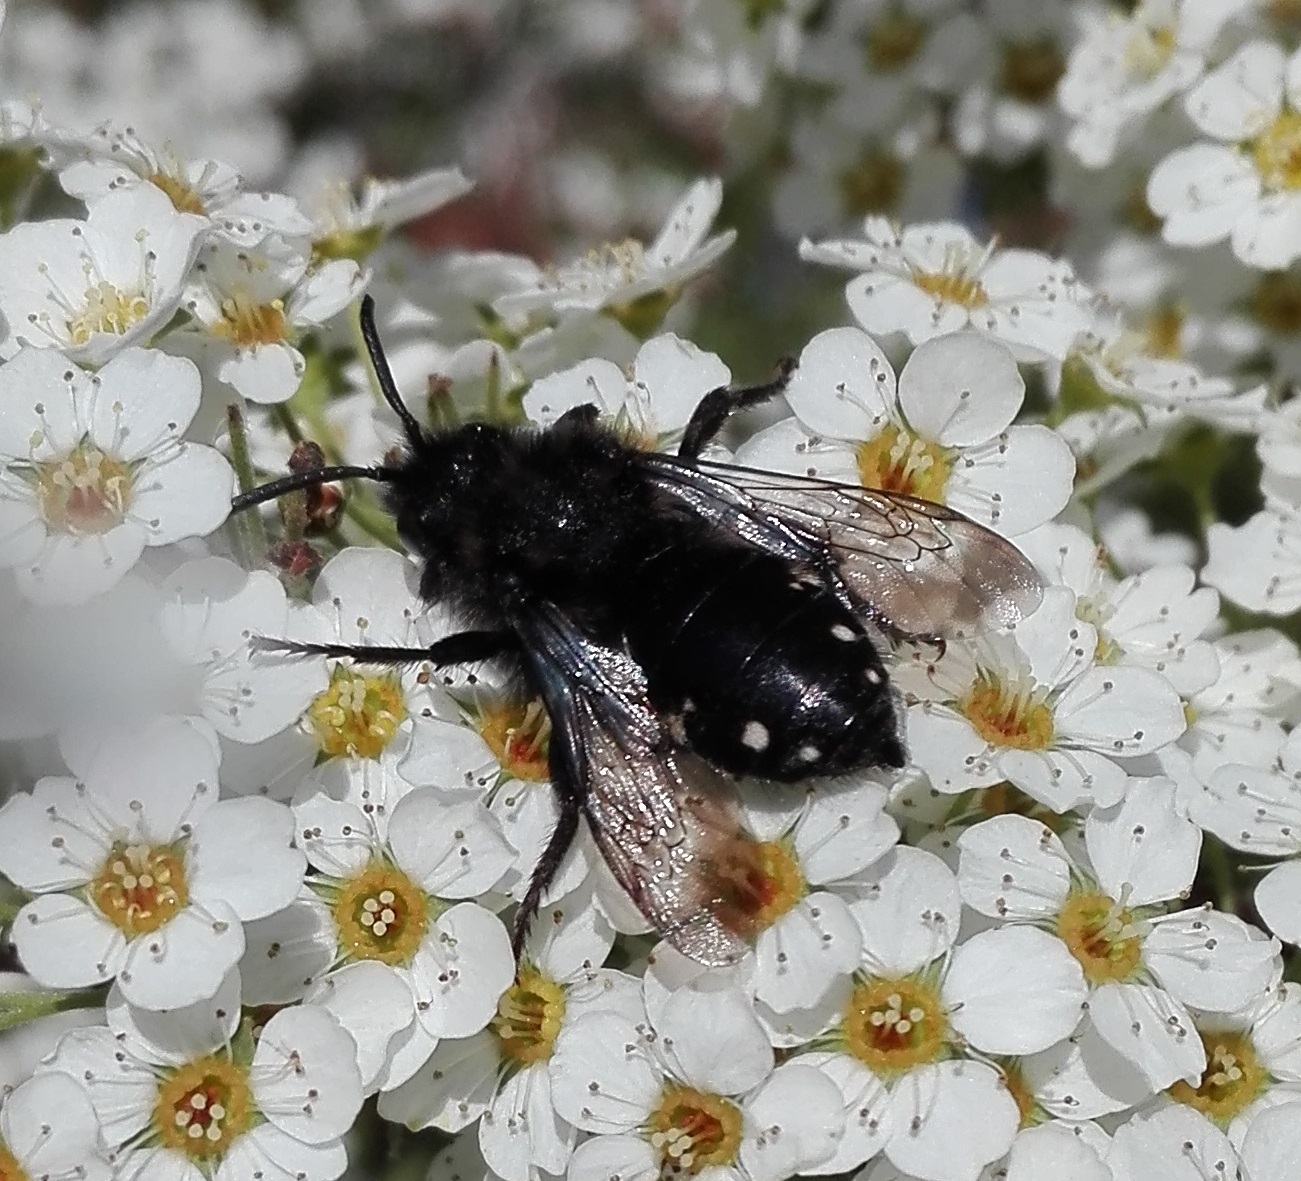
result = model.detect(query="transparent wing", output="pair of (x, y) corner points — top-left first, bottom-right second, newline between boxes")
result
(643, 455), (1043, 639)
(514, 605), (755, 967)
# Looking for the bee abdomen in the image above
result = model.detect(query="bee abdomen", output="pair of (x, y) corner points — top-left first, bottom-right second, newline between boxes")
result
(624, 543), (904, 781)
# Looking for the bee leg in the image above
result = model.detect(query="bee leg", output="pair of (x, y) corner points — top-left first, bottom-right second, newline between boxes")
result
(510, 781), (583, 960)
(678, 356), (798, 460)
(248, 629), (517, 667)
(854, 609), (948, 658)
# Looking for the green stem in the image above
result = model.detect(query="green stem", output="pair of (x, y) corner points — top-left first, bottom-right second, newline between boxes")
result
(0, 986), (107, 1033)
(1203, 836), (1238, 916)
(343, 488), (402, 548)
(226, 404), (269, 567)
(273, 402), (306, 444)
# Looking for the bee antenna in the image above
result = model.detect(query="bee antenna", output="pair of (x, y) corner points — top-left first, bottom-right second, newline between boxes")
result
(230, 464), (399, 513)
(360, 293), (425, 446)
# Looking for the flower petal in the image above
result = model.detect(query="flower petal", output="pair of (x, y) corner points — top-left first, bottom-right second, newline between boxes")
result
(898, 332), (1023, 446)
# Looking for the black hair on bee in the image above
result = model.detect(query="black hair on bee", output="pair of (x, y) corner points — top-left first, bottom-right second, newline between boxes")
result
(234, 295), (1043, 965)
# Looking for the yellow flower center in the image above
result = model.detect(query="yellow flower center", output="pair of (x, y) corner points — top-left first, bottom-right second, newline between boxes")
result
(959, 670), (1055, 751)
(705, 838), (806, 939)
(647, 1085), (744, 1175)
(314, 225), (384, 265)
(491, 966), (567, 1066)
(855, 423), (952, 500)
(914, 267), (988, 308)
(1123, 23), (1176, 81)
(36, 440), (134, 535)
(836, 147), (905, 217)
(0, 1140), (29, 1181)
(865, 13), (927, 71)
(999, 40), (1065, 103)
(90, 840), (188, 937)
(306, 665), (407, 759)
(214, 292), (288, 347)
(1253, 110), (1301, 192)
(333, 862), (429, 966)
(1169, 1031), (1268, 1125)
(1143, 302), (1186, 358)
(153, 1055), (254, 1160)
(1001, 1061), (1041, 1128)
(149, 171), (206, 215)
(1055, 890), (1142, 985)
(477, 697), (552, 783)
(1075, 595), (1121, 665)
(1250, 271), (1301, 336)
(843, 976), (949, 1078)
(66, 280), (150, 346)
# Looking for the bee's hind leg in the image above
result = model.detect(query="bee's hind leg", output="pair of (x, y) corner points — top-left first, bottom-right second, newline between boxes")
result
(248, 629), (518, 668)
(510, 781), (583, 961)
(678, 356), (797, 460)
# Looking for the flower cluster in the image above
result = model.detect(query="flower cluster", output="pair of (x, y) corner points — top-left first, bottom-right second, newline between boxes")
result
(2, 2), (1301, 1180)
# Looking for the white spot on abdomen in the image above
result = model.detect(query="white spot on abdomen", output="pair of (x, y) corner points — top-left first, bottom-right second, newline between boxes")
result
(831, 624), (856, 642)
(798, 744), (821, 763)
(741, 721), (770, 752)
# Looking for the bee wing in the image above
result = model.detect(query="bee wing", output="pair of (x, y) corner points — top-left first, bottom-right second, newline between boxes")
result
(512, 605), (752, 967)
(643, 455), (1043, 639)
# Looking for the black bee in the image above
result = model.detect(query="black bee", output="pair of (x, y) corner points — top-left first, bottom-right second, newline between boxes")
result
(235, 295), (1042, 966)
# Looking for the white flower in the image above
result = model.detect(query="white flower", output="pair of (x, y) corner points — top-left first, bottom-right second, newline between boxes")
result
(236, 547), (458, 823)
(1197, 728), (1301, 944)
(1002, 1123), (1114, 1181)
(377, 888), (641, 1181)
(309, 165), (474, 261)
(1162, 981), (1301, 1147)
(0, 185), (206, 365)
(771, 107), (965, 239)
(0, 1071), (113, 1181)
(48, 122), (314, 248)
(1179, 630), (1301, 785)
(550, 980), (844, 1181)
(0, 346), (233, 605)
(957, 782), (1282, 1092)
(1019, 522), (1220, 696)
(1240, 1099), (1301, 1181)
(790, 0), (966, 133)
(181, 234), (365, 403)
(523, 332), (731, 453)
(932, 0), (1076, 164)
(160, 556), (329, 746)
(1065, 320), (1268, 434)
(734, 328), (1074, 537)
(493, 176), (735, 325)
(665, 0), (810, 110)
(44, 971), (363, 1181)
(801, 218), (1096, 361)
(1106, 1104), (1239, 1181)
(252, 784), (516, 1093)
(1148, 39), (1301, 269)
(902, 588), (1186, 811)
(1059, 0), (1252, 168)
(792, 846), (1087, 1180)
(726, 780), (900, 1014)
(397, 601), (593, 912)
(1205, 504), (1301, 615)
(0, 717), (305, 1009)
